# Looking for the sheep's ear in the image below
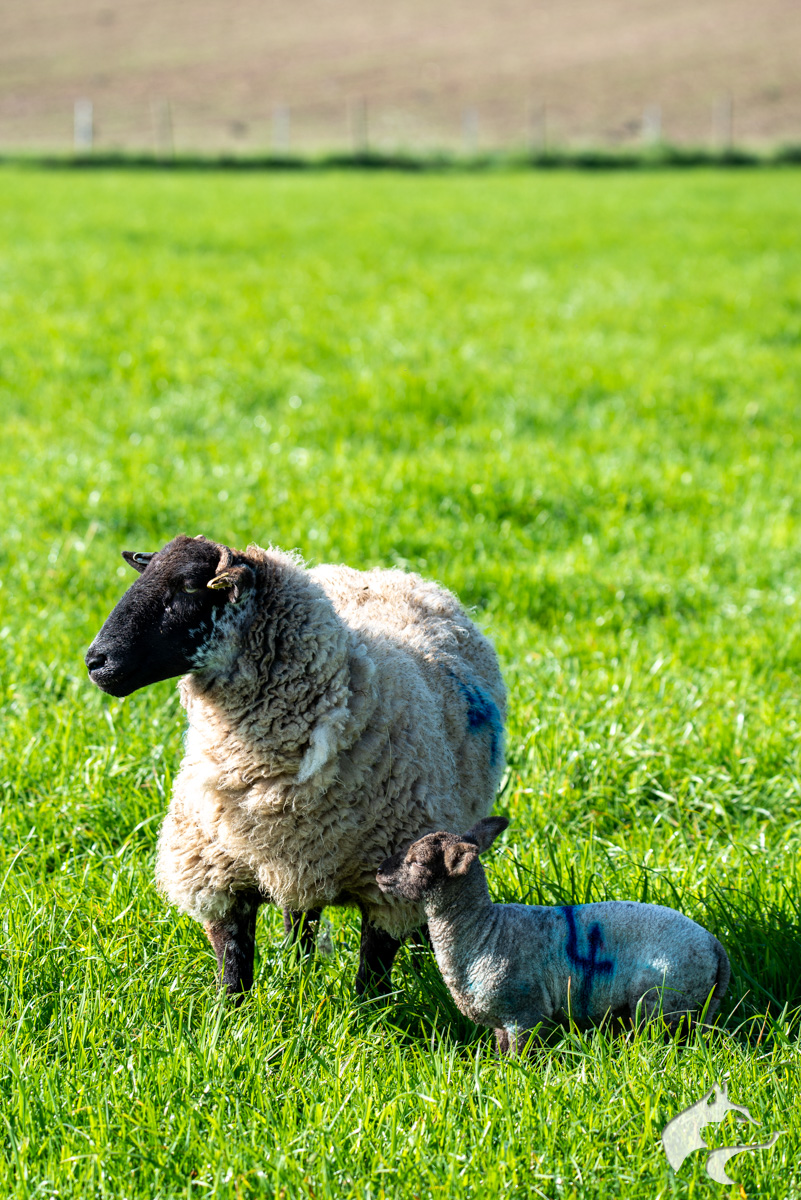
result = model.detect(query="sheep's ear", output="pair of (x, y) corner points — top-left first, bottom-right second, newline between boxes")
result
(444, 841), (479, 877)
(461, 815), (509, 853)
(122, 551), (155, 574)
(207, 563), (254, 604)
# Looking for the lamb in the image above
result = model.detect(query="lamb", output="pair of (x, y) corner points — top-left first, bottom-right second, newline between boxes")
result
(376, 817), (730, 1053)
(85, 534), (506, 998)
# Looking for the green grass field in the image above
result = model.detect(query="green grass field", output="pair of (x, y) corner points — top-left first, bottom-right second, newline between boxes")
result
(2, 165), (801, 1198)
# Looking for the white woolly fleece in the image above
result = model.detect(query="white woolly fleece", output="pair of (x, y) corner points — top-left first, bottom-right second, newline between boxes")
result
(154, 547), (507, 938)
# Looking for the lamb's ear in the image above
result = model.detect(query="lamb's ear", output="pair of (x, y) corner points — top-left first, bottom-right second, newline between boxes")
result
(122, 551), (155, 574)
(444, 841), (479, 877)
(207, 562), (254, 604)
(461, 815), (509, 853)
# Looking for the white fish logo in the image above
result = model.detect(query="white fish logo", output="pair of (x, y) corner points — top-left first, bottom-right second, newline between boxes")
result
(661, 1082), (781, 1185)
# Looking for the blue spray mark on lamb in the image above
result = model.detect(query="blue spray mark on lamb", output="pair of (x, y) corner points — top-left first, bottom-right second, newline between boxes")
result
(560, 905), (615, 1014)
(449, 670), (502, 766)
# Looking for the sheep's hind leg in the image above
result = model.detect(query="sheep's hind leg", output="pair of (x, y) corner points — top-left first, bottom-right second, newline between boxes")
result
(282, 907), (323, 954)
(355, 912), (401, 997)
(205, 889), (265, 1001)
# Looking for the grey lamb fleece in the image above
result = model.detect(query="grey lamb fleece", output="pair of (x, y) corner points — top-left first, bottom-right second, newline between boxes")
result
(156, 545), (506, 940)
(377, 818), (730, 1052)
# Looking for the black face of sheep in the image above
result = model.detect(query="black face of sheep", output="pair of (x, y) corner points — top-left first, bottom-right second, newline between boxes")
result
(85, 535), (251, 696)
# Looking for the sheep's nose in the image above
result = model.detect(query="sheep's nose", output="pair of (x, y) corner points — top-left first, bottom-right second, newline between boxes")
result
(85, 649), (107, 672)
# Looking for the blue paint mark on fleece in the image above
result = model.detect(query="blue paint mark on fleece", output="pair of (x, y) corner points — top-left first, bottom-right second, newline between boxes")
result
(560, 905), (615, 1015)
(449, 671), (502, 767)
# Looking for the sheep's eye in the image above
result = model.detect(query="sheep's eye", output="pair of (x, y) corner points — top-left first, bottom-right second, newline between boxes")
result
(183, 584), (200, 594)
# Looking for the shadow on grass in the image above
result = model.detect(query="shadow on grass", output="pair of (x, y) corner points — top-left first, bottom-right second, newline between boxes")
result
(701, 880), (801, 1016)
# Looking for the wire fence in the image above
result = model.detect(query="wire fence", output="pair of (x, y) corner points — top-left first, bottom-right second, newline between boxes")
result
(1, 93), (799, 159)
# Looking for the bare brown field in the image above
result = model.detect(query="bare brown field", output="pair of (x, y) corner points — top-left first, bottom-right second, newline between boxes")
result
(1, 0), (800, 153)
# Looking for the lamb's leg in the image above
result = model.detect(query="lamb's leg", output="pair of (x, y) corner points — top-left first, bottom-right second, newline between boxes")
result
(355, 912), (401, 997)
(495, 1028), (511, 1056)
(204, 889), (265, 1000)
(282, 907), (323, 954)
(633, 984), (694, 1037)
(405, 922), (433, 974)
(496, 1025), (539, 1055)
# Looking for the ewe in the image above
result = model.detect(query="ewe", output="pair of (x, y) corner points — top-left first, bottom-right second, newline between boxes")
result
(86, 535), (506, 997)
(377, 818), (730, 1052)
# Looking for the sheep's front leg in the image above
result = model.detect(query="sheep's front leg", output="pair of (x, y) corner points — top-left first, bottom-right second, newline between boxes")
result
(282, 907), (323, 954)
(204, 889), (265, 999)
(355, 912), (401, 997)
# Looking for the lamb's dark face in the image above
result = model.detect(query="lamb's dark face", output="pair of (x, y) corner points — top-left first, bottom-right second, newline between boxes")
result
(376, 833), (459, 901)
(376, 817), (509, 901)
(85, 535), (251, 696)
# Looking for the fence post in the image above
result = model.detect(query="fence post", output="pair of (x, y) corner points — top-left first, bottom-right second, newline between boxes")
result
(352, 98), (369, 153)
(713, 94), (733, 150)
(462, 107), (478, 154)
(74, 99), (93, 151)
(641, 104), (662, 146)
(272, 104), (290, 153)
(152, 99), (174, 159)
(528, 99), (547, 154)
